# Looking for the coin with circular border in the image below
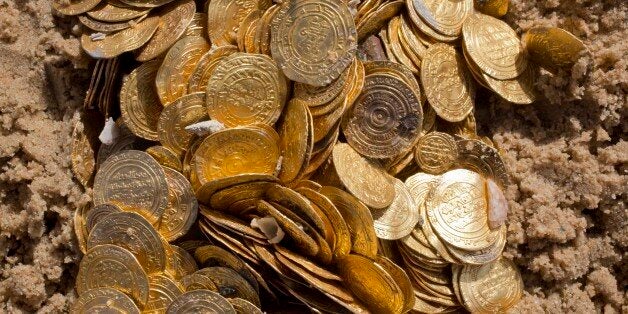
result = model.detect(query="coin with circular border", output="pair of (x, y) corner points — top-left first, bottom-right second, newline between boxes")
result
(197, 267), (260, 307)
(206, 0), (261, 46)
(81, 16), (160, 59)
(169, 245), (199, 279)
(459, 258), (523, 313)
(187, 45), (238, 94)
(85, 203), (122, 232)
(159, 166), (199, 241)
(193, 245), (259, 294)
(166, 289), (236, 314)
(412, 0), (473, 37)
(414, 131), (459, 174)
(71, 287), (140, 314)
(144, 274), (184, 312)
(455, 137), (509, 188)
(277, 100), (313, 183)
(482, 63), (537, 105)
(147, 145), (183, 171)
(371, 178), (420, 240)
(229, 298), (263, 314)
(181, 272), (219, 292)
(120, 60), (162, 141)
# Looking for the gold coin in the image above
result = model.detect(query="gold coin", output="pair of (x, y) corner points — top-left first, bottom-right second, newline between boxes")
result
(187, 46), (238, 94)
(331, 143), (395, 209)
(206, 0), (260, 46)
(411, 0), (473, 37)
(144, 274), (184, 312)
(193, 127), (280, 185)
(237, 10), (261, 51)
(198, 267), (261, 307)
(374, 256), (415, 313)
(459, 258), (523, 313)
(70, 119), (97, 188)
(87, 2), (149, 22)
(265, 184), (328, 238)
(136, 0), (196, 61)
(448, 224), (506, 265)
(76, 244), (149, 306)
(119, 0), (175, 8)
(275, 246), (342, 281)
(421, 43), (475, 122)
(209, 181), (276, 211)
(399, 14), (428, 60)
(405, 171), (439, 208)
(147, 145), (183, 171)
(157, 92), (208, 157)
(270, 0), (357, 86)
(170, 245), (199, 279)
(462, 13), (528, 80)
(482, 62), (537, 105)
(425, 169), (500, 251)
(342, 73), (423, 159)
(455, 137), (509, 188)
(79, 14), (141, 34)
(371, 178), (419, 240)
(406, 0), (457, 43)
(388, 16), (420, 72)
(193, 245), (259, 294)
(277, 100), (313, 183)
(229, 298), (263, 314)
(200, 206), (265, 241)
(74, 205), (89, 254)
(71, 287), (140, 314)
(85, 203), (122, 232)
(319, 186), (378, 258)
(53, 0), (101, 16)
(293, 59), (354, 107)
(166, 289), (236, 314)
(155, 36), (210, 106)
(414, 131), (459, 174)
(185, 12), (207, 37)
(357, 0), (405, 43)
(256, 4), (281, 55)
(195, 174), (278, 204)
(181, 272), (219, 292)
(159, 166), (199, 242)
(93, 150), (169, 225)
(337, 254), (404, 314)
(256, 200), (319, 257)
(120, 60), (162, 141)
(475, 0), (509, 17)
(81, 16), (160, 59)
(87, 211), (167, 274)
(523, 26), (586, 71)
(418, 202), (459, 264)
(206, 53), (287, 127)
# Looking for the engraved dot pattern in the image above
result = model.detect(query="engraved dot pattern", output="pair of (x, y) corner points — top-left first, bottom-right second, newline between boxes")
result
(166, 290), (236, 314)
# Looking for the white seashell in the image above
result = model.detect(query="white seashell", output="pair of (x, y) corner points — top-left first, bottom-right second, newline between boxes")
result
(98, 117), (120, 145)
(487, 178), (508, 229)
(184, 120), (225, 136)
(251, 216), (285, 244)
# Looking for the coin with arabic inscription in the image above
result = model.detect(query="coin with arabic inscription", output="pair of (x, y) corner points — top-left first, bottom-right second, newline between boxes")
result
(159, 167), (198, 242)
(459, 258), (523, 313)
(120, 60), (162, 141)
(71, 288), (140, 314)
(166, 289), (236, 314)
(414, 131), (458, 174)
(411, 0), (473, 37)
(81, 16), (160, 59)
(371, 178), (419, 240)
(157, 92), (208, 157)
(206, 0), (260, 46)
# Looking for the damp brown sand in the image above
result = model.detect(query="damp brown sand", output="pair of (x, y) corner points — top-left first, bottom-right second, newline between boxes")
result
(0, 0), (626, 312)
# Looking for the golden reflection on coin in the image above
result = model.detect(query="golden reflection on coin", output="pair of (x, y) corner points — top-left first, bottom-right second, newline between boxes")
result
(523, 26), (586, 71)
(166, 289), (236, 314)
(81, 16), (160, 59)
(144, 274), (184, 312)
(147, 145), (183, 171)
(411, 0), (473, 37)
(206, 0), (260, 46)
(87, 2), (149, 22)
(414, 131), (458, 174)
(70, 120), (96, 188)
(71, 287), (140, 314)
(459, 258), (523, 313)
(159, 167), (199, 242)
(277, 100), (312, 183)
(371, 178), (419, 240)
(120, 60), (162, 141)
(85, 203), (122, 232)
(157, 92), (208, 156)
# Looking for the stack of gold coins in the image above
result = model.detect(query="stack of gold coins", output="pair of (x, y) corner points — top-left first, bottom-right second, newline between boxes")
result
(58, 0), (587, 312)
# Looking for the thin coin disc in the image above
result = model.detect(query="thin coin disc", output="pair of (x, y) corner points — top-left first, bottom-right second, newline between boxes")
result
(146, 145), (183, 171)
(144, 274), (184, 312)
(81, 16), (160, 59)
(76, 245), (150, 306)
(193, 127), (280, 185)
(159, 167), (199, 242)
(87, 212), (167, 274)
(343, 73), (423, 159)
(120, 60), (162, 141)
(371, 178), (420, 240)
(71, 288), (140, 314)
(405, 172), (439, 209)
(411, 0), (473, 37)
(522, 26), (586, 70)
(270, 0), (357, 86)
(229, 298), (263, 314)
(206, 53), (287, 127)
(414, 131), (458, 174)
(166, 289), (236, 314)
(86, 2), (149, 22)
(277, 100), (313, 183)
(462, 13), (528, 80)
(482, 63), (536, 105)
(157, 92), (208, 157)
(85, 203), (122, 232)
(93, 150), (169, 226)
(420, 43), (475, 122)
(206, 0), (260, 46)
(170, 245), (199, 279)
(425, 169), (499, 251)
(119, 0), (176, 8)
(459, 258), (523, 313)
(53, 0), (102, 16)
(455, 138), (509, 188)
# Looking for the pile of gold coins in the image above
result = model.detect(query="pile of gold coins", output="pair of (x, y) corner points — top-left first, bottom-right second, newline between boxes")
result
(57, 0), (585, 312)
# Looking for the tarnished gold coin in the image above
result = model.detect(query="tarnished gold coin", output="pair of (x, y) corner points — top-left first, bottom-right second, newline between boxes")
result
(79, 14), (145, 34)
(81, 16), (160, 59)
(157, 92), (208, 157)
(120, 60), (162, 141)
(229, 298), (263, 314)
(87, 212), (167, 274)
(93, 150), (168, 225)
(421, 43), (475, 122)
(455, 137), (509, 188)
(159, 167), (199, 242)
(414, 131), (459, 174)
(523, 26), (586, 71)
(337, 254), (404, 314)
(343, 73), (423, 159)
(87, 2), (149, 22)
(53, 0), (101, 16)
(411, 0), (473, 37)
(144, 274), (184, 312)
(277, 100), (313, 183)
(193, 245), (259, 293)
(85, 203), (122, 232)
(71, 287), (140, 314)
(332, 143), (395, 209)
(371, 178), (419, 240)
(156, 36), (210, 106)
(459, 258), (523, 313)
(166, 289), (236, 314)
(147, 145), (183, 171)
(188, 46), (238, 94)
(270, 0), (357, 86)
(206, 0), (261, 46)
(462, 13), (528, 80)
(77, 244), (149, 306)
(206, 53), (287, 127)
(136, 0), (196, 62)
(71, 119), (97, 188)
(194, 127), (280, 185)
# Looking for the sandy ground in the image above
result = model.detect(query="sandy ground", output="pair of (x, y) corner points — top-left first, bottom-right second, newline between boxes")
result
(0, 0), (626, 312)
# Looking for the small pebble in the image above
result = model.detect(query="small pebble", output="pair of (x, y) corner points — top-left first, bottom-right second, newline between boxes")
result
(185, 120), (225, 136)
(251, 216), (285, 244)
(98, 117), (120, 145)
(487, 178), (508, 229)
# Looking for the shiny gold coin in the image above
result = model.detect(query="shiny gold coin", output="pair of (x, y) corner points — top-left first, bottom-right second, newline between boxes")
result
(483, 62), (537, 105)
(406, 0), (457, 43)
(144, 274), (184, 312)
(229, 298), (263, 314)
(147, 145), (183, 171)
(71, 287), (140, 314)
(265, 184), (328, 238)
(119, 0), (176, 8)
(159, 166), (199, 241)
(388, 16), (420, 72)
(81, 16), (160, 59)
(374, 256), (415, 313)
(181, 272), (219, 292)
(157, 92), (208, 157)
(136, 0), (196, 61)
(200, 207), (265, 241)
(474, 0), (509, 17)
(206, 53), (287, 127)
(206, 0), (260, 46)
(53, 0), (101, 16)
(209, 181), (277, 212)
(405, 171), (439, 208)
(194, 127), (280, 185)
(198, 267), (261, 307)
(357, 0), (405, 43)
(332, 143), (395, 209)
(293, 59), (353, 107)
(371, 178), (419, 240)
(195, 174), (278, 205)
(256, 200), (319, 257)
(193, 245), (259, 294)
(459, 258), (523, 313)
(421, 43), (475, 122)
(462, 13), (528, 80)
(455, 137), (509, 188)
(70, 119), (97, 188)
(270, 0), (357, 86)
(448, 223), (506, 265)
(399, 14), (428, 61)
(74, 205), (89, 254)
(184, 12), (207, 37)
(187, 45), (238, 94)
(414, 131), (459, 174)
(76, 244), (149, 306)
(166, 289), (236, 314)
(120, 60), (162, 141)
(320, 186), (378, 258)
(87, 2), (149, 22)
(156, 36), (210, 106)
(85, 203), (122, 232)
(87, 211), (167, 274)
(523, 26), (586, 71)
(337, 254), (404, 314)
(275, 246), (342, 281)
(79, 14), (142, 34)
(277, 100), (313, 183)
(411, 0), (473, 37)
(169, 245), (199, 279)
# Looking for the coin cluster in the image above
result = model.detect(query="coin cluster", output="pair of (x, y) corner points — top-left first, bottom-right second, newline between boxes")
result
(60, 0), (585, 312)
